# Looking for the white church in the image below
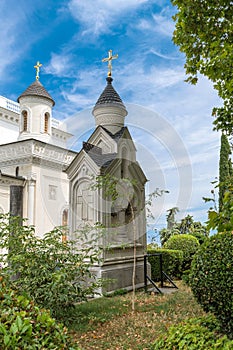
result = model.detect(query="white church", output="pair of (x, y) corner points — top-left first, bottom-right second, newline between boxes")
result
(0, 56), (148, 292)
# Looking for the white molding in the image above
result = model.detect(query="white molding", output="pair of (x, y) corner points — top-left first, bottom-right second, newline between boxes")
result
(0, 106), (19, 126)
(88, 127), (117, 154)
(0, 139), (76, 169)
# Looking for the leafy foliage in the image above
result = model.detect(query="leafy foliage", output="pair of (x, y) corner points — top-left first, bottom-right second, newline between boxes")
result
(219, 133), (233, 210)
(171, 0), (233, 133)
(147, 248), (183, 281)
(190, 232), (233, 338)
(0, 276), (79, 349)
(164, 234), (199, 271)
(205, 182), (233, 232)
(152, 315), (233, 349)
(160, 214), (209, 246)
(0, 214), (102, 319)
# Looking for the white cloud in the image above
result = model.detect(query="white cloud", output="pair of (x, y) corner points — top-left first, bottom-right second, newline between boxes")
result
(64, 93), (94, 107)
(0, 1), (62, 81)
(68, 0), (149, 36)
(148, 66), (185, 88)
(149, 49), (180, 61)
(137, 6), (175, 37)
(0, 2), (27, 77)
(44, 53), (75, 77)
(152, 10), (175, 37)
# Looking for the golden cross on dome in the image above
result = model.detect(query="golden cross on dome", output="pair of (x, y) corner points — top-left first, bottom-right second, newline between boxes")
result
(102, 50), (118, 77)
(34, 61), (42, 80)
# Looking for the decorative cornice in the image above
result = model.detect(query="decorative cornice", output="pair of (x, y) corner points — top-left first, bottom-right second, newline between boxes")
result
(0, 139), (76, 169)
(51, 127), (73, 142)
(0, 107), (19, 125)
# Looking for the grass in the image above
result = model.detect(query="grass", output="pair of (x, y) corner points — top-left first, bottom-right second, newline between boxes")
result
(67, 281), (206, 350)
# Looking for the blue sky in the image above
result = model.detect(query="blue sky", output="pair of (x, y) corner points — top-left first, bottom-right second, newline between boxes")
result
(0, 0), (221, 238)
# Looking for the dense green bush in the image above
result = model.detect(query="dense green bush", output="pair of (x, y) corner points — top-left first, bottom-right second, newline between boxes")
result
(152, 315), (233, 349)
(0, 214), (102, 319)
(164, 234), (199, 271)
(147, 248), (183, 281)
(190, 232), (233, 338)
(0, 276), (79, 349)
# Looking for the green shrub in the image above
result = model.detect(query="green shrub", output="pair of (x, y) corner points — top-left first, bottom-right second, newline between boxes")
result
(164, 234), (199, 271)
(0, 214), (102, 320)
(190, 232), (233, 338)
(190, 230), (208, 245)
(0, 276), (79, 349)
(152, 315), (233, 349)
(181, 269), (191, 285)
(147, 248), (183, 281)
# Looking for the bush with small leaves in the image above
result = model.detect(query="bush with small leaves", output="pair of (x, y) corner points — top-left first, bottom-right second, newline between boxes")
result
(164, 234), (199, 271)
(0, 214), (102, 320)
(147, 248), (183, 280)
(152, 315), (233, 350)
(0, 276), (79, 349)
(190, 232), (233, 338)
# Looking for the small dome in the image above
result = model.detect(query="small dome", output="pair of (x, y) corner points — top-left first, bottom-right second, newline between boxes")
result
(17, 80), (55, 106)
(94, 77), (126, 111)
(92, 77), (127, 133)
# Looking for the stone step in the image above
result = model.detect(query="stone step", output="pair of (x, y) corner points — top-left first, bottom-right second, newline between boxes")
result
(147, 286), (178, 294)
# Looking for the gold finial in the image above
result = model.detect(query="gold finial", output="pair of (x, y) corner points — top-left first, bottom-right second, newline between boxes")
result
(102, 50), (118, 77)
(34, 61), (42, 80)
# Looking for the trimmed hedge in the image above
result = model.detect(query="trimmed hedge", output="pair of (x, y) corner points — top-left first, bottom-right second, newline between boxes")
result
(164, 234), (199, 270)
(147, 248), (183, 281)
(190, 232), (233, 338)
(0, 276), (79, 349)
(152, 315), (233, 349)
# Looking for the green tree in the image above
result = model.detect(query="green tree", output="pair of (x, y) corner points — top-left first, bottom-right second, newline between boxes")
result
(205, 183), (233, 233)
(160, 214), (208, 246)
(219, 133), (233, 210)
(178, 215), (209, 244)
(171, 0), (233, 133)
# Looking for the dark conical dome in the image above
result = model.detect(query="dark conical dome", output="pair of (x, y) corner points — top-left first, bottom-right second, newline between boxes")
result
(94, 77), (126, 110)
(17, 80), (55, 106)
(92, 76), (127, 132)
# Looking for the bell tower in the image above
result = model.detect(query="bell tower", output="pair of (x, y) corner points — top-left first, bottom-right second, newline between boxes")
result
(17, 61), (55, 143)
(92, 50), (128, 134)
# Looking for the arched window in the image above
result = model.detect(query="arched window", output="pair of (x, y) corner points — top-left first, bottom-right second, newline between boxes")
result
(22, 110), (28, 131)
(16, 167), (19, 177)
(62, 209), (68, 242)
(44, 112), (49, 133)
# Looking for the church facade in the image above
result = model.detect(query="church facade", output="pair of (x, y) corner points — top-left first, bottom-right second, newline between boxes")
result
(0, 63), (148, 292)
(0, 83), (76, 235)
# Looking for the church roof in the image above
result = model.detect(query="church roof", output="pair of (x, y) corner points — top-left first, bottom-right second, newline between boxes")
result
(101, 126), (126, 142)
(83, 141), (117, 168)
(94, 77), (126, 110)
(17, 80), (55, 106)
